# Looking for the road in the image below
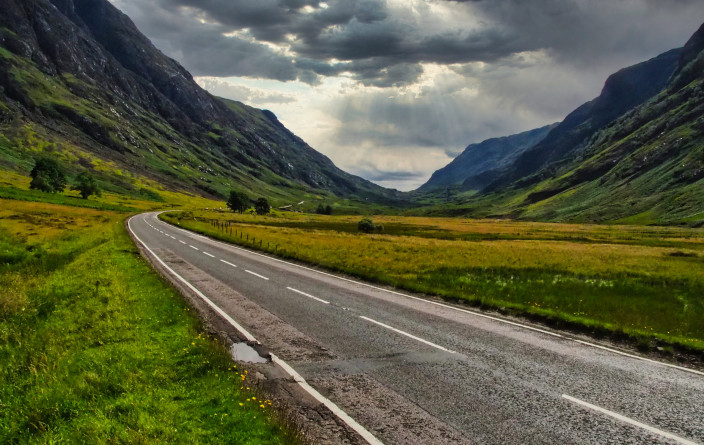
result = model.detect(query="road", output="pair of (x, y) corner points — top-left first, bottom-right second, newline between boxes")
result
(129, 212), (704, 445)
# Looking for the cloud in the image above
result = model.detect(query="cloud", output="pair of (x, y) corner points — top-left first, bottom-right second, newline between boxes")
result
(112, 0), (704, 86)
(109, 0), (704, 190)
(195, 78), (297, 105)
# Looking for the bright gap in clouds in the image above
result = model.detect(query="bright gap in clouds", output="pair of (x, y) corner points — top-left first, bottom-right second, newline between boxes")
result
(197, 53), (603, 191)
(113, 0), (704, 191)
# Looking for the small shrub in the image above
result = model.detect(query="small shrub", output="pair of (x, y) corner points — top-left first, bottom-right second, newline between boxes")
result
(358, 218), (375, 233)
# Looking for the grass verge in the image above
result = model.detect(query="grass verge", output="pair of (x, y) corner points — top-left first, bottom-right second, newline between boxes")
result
(162, 210), (704, 355)
(0, 199), (294, 444)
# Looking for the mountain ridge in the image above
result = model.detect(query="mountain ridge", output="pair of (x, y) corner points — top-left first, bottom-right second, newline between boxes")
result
(0, 0), (407, 208)
(443, 22), (704, 225)
(417, 123), (558, 193)
(484, 47), (683, 194)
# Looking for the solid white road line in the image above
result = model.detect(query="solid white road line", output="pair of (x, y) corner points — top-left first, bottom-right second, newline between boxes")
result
(189, 245), (199, 251)
(220, 259), (238, 268)
(360, 316), (456, 354)
(203, 252), (215, 258)
(562, 395), (699, 445)
(130, 216), (383, 445)
(131, 217), (257, 344)
(156, 214), (704, 377)
(245, 270), (269, 281)
(271, 353), (384, 445)
(287, 287), (330, 305)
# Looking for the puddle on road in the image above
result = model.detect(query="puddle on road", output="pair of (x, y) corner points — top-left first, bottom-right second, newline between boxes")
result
(231, 342), (268, 363)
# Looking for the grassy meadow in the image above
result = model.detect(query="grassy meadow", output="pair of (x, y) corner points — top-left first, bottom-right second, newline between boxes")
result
(0, 196), (295, 444)
(162, 210), (704, 353)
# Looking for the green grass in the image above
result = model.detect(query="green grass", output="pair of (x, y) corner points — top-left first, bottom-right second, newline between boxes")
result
(0, 199), (294, 444)
(0, 185), (138, 212)
(163, 210), (704, 354)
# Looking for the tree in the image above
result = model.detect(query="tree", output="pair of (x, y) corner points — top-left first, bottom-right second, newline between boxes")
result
(29, 158), (66, 193)
(316, 204), (333, 215)
(72, 171), (101, 199)
(254, 197), (270, 215)
(227, 190), (250, 213)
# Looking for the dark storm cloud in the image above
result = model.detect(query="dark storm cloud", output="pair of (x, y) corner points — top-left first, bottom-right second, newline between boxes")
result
(112, 0), (704, 86)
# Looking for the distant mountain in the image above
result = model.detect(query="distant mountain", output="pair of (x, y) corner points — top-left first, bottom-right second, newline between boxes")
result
(417, 123), (557, 192)
(484, 47), (683, 193)
(0, 0), (406, 206)
(451, 22), (704, 225)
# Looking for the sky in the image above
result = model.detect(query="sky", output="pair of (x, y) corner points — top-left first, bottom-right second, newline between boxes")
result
(110, 0), (704, 191)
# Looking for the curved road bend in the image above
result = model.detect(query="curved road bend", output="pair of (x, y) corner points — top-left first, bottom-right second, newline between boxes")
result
(129, 212), (704, 445)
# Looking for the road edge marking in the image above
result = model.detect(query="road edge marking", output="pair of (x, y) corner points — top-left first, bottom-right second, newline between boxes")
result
(271, 353), (384, 445)
(157, 213), (704, 377)
(128, 215), (384, 445)
(562, 394), (699, 445)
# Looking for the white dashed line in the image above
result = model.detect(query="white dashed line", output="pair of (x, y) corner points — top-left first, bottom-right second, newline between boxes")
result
(287, 287), (330, 305)
(130, 216), (384, 445)
(562, 395), (699, 445)
(189, 245), (199, 251)
(245, 270), (269, 281)
(203, 251), (215, 258)
(156, 213), (704, 378)
(179, 240), (187, 244)
(359, 316), (456, 354)
(220, 259), (237, 268)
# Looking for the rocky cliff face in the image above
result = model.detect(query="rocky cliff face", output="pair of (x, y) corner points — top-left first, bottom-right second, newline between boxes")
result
(0, 0), (404, 204)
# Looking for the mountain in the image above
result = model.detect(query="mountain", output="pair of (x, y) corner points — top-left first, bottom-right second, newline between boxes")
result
(452, 22), (704, 225)
(483, 47), (683, 193)
(417, 123), (557, 193)
(0, 0), (406, 207)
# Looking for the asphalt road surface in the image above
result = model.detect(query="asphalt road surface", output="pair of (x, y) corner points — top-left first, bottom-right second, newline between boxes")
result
(129, 212), (704, 445)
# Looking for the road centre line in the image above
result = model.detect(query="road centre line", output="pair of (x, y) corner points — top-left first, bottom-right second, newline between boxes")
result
(203, 251), (215, 258)
(157, 214), (704, 377)
(179, 240), (187, 244)
(220, 259), (238, 268)
(562, 395), (699, 445)
(287, 287), (330, 304)
(130, 216), (383, 445)
(189, 245), (199, 251)
(360, 316), (456, 354)
(245, 270), (270, 281)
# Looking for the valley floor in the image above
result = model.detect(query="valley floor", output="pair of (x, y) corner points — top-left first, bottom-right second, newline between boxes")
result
(162, 210), (704, 356)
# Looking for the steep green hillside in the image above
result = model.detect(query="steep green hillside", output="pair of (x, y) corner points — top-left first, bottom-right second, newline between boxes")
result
(0, 0), (407, 210)
(429, 23), (704, 226)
